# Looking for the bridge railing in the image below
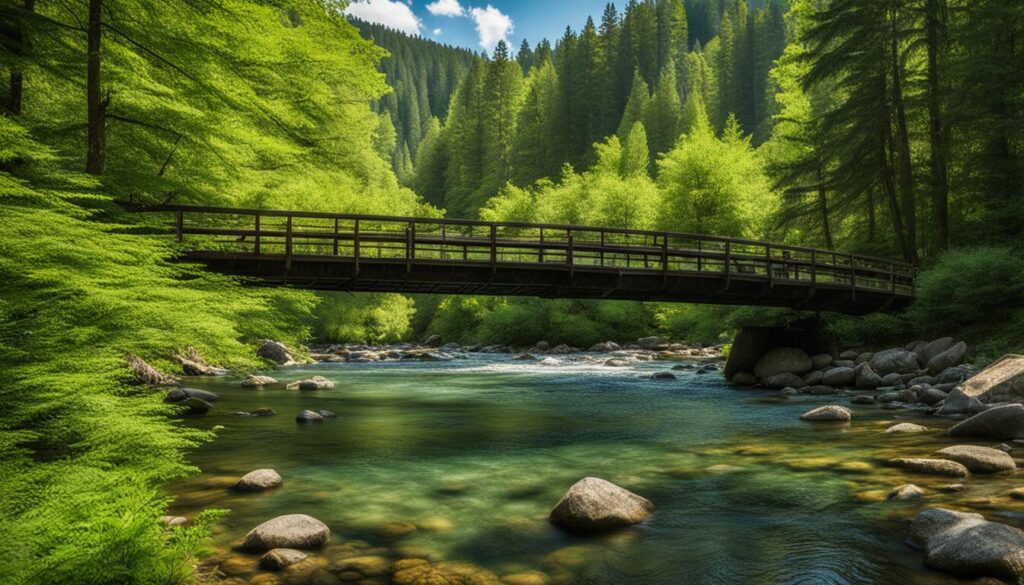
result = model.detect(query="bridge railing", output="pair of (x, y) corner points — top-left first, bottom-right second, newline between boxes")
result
(141, 204), (915, 297)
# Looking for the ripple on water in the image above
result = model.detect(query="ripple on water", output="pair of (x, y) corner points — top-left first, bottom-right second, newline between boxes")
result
(174, 356), (986, 585)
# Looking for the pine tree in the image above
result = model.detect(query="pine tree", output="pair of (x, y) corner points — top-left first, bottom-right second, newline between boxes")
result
(645, 59), (684, 159)
(512, 60), (562, 185)
(478, 41), (524, 206)
(617, 69), (651, 137)
(517, 38), (534, 74)
(620, 121), (651, 177)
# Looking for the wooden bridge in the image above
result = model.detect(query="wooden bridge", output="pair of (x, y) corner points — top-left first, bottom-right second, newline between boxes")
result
(134, 205), (915, 314)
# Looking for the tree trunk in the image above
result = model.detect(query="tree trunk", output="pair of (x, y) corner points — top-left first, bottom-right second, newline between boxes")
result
(6, 0), (35, 115)
(85, 0), (106, 175)
(881, 123), (913, 263)
(925, 0), (949, 253)
(816, 166), (834, 249)
(890, 0), (918, 263)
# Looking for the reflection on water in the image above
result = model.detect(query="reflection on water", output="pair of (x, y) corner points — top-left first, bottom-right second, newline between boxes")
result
(172, 354), (1010, 584)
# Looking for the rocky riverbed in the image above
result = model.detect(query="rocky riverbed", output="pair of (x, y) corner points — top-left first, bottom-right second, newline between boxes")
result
(155, 336), (1024, 585)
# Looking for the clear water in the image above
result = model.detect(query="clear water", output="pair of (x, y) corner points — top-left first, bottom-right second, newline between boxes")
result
(172, 354), (1017, 585)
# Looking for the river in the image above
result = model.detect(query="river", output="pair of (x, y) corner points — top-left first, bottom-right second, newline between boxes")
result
(171, 353), (1008, 584)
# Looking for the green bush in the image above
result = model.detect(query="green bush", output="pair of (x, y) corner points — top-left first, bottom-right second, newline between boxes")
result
(312, 293), (415, 344)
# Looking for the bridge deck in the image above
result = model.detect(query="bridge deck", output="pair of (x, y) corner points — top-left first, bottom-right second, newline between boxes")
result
(133, 205), (915, 314)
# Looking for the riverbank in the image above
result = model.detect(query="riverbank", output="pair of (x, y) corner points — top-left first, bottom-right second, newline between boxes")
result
(149, 335), (1024, 585)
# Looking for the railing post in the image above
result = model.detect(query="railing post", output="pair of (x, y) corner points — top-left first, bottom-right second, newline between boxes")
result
(175, 208), (184, 242)
(254, 212), (261, 255)
(600, 230), (605, 268)
(810, 250), (817, 285)
(406, 222), (414, 272)
(539, 228), (545, 263)
(333, 218), (339, 256)
(697, 239), (703, 272)
(353, 219), (360, 274)
(890, 262), (896, 295)
(766, 245), (773, 289)
(285, 215), (293, 270)
(567, 229), (574, 275)
(661, 234), (669, 274)
(490, 224), (497, 272)
(850, 255), (857, 299)
(724, 240), (731, 288)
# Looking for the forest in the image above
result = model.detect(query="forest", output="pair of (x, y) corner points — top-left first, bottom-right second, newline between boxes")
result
(0, 0), (1021, 583)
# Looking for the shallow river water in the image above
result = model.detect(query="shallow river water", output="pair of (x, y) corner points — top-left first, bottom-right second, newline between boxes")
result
(171, 354), (1024, 585)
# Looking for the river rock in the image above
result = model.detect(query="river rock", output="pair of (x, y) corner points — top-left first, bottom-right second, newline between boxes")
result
(886, 423), (930, 433)
(159, 515), (187, 527)
(915, 337), (956, 365)
(604, 358), (629, 367)
(810, 353), (834, 370)
(800, 405), (851, 422)
(243, 514), (330, 550)
(909, 507), (1024, 581)
(589, 341), (620, 352)
(823, 366), (856, 387)
(286, 376), (334, 391)
(936, 445), (1016, 473)
(250, 407), (276, 417)
(260, 548), (308, 570)
(549, 477), (654, 532)
(392, 561), (501, 585)
(910, 374), (938, 386)
(754, 347), (813, 379)
(763, 373), (807, 390)
(851, 395), (876, 404)
(731, 372), (758, 386)
(513, 353), (537, 361)
(887, 458), (969, 477)
(165, 387), (220, 403)
(937, 365), (972, 385)
(235, 469), (284, 492)
(880, 372), (904, 387)
(258, 340), (296, 366)
(242, 375), (278, 387)
(928, 342), (967, 375)
(869, 349), (921, 377)
(950, 355), (1024, 406)
(179, 397), (212, 415)
(949, 404), (1024, 440)
(919, 387), (948, 406)
(889, 484), (924, 500)
(832, 359), (856, 368)
(839, 350), (859, 360)
(803, 370), (825, 385)
(806, 385), (838, 395)
(317, 409), (337, 418)
(856, 364), (883, 389)
(638, 336), (669, 350)
(295, 410), (324, 423)
(651, 372), (677, 380)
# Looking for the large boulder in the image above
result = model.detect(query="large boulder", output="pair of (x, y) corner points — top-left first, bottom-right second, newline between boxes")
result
(810, 353), (834, 370)
(951, 355), (1024, 405)
(800, 405), (851, 422)
(887, 458), (969, 477)
(243, 514), (330, 551)
(179, 397), (212, 415)
(549, 477), (654, 532)
(949, 404), (1024, 440)
(822, 366), (856, 387)
(909, 508), (1024, 581)
(731, 372), (758, 386)
(869, 349), (921, 377)
(754, 347), (813, 379)
(257, 340), (297, 366)
(937, 445), (1016, 473)
(762, 373), (807, 390)
(589, 341), (620, 352)
(927, 341), (967, 375)
(234, 469), (284, 492)
(637, 336), (669, 350)
(915, 337), (956, 365)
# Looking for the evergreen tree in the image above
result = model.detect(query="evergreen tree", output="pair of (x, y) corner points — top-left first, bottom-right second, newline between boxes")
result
(620, 121), (651, 177)
(478, 41), (524, 206)
(517, 38), (534, 74)
(512, 60), (562, 185)
(617, 69), (651, 137)
(645, 59), (684, 158)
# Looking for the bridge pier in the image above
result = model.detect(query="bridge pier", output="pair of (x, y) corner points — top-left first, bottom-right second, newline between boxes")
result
(723, 317), (837, 381)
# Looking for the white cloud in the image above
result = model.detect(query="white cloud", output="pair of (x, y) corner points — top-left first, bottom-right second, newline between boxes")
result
(433, 28), (443, 36)
(426, 0), (465, 17)
(469, 5), (513, 52)
(344, 0), (422, 35)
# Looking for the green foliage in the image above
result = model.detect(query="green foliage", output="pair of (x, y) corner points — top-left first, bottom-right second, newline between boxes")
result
(313, 293), (415, 344)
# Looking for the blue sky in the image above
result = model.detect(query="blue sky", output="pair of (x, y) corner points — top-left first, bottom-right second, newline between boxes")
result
(344, 0), (610, 54)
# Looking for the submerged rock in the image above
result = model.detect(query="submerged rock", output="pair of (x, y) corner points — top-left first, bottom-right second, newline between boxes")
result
(731, 372), (758, 386)
(799, 405), (851, 422)
(885, 423), (929, 433)
(391, 560), (501, 585)
(165, 387), (220, 403)
(295, 410), (324, 423)
(243, 514), (330, 550)
(763, 373), (807, 390)
(909, 508), (1024, 581)
(234, 469), (284, 492)
(260, 548), (308, 570)
(179, 397), (212, 415)
(936, 445), (1016, 473)
(549, 477), (654, 533)
(887, 458), (969, 477)
(651, 371), (677, 380)
(889, 484), (924, 501)
(851, 395), (876, 405)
